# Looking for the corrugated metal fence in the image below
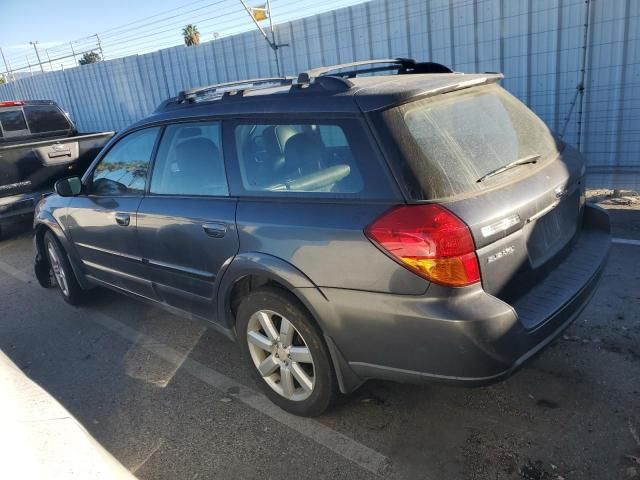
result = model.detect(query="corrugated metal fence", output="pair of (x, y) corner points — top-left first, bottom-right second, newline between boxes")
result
(1, 0), (638, 189)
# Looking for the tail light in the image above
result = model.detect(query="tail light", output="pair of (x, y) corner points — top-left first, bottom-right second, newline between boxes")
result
(365, 204), (481, 287)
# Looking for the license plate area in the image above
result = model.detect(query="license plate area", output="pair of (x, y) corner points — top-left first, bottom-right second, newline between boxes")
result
(526, 190), (580, 269)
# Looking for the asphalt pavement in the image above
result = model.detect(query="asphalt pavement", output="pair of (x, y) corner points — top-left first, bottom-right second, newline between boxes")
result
(0, 200), (638, 480)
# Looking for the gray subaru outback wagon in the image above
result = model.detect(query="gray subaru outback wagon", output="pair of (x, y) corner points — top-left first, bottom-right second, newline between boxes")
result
(33, 59), (611, 416)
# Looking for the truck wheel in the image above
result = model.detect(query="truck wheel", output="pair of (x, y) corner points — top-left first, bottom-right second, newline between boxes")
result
(43, 231), (82, 305)
(237, 286), (338, 416)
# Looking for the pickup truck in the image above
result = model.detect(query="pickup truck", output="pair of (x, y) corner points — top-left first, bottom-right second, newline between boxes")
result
(0, 100), (114, 237)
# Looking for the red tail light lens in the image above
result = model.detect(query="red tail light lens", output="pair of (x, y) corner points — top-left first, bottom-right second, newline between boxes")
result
(365, 204), (481, 287)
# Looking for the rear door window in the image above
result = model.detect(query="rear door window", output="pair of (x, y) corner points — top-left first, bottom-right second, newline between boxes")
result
(23, 105), (71, 133)
(91, 127), (160, 196)
(228, 119), (396, 199)
(150, 122), (228, 196)
(0, 109), (28, 136)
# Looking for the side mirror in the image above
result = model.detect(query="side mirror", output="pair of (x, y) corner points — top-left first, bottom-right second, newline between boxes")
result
(54, 176), (83, 197)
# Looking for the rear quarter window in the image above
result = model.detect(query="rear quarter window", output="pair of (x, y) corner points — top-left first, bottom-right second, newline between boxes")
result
(227, 119), (398, 200)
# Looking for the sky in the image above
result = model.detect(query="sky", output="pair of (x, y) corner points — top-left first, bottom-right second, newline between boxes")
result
(0, 0), (369, 74)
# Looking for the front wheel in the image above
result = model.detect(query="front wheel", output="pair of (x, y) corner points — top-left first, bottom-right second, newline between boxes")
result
(237, 286), (338, 416)
(43, 231), (82, 305)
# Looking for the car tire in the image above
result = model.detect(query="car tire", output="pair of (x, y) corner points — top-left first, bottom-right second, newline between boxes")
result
(236, 285), (338, 416)
(43, 231), (82, 305)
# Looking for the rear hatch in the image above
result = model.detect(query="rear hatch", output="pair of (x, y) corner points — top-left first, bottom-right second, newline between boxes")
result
(375, 83), (587, 324)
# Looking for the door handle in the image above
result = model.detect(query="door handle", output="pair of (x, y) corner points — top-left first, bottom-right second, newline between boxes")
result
(115, 213), (130, 226)
(202, 222), (227, 238)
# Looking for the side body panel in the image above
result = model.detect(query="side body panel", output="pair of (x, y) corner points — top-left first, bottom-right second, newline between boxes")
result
(136, 196), (239, 320)
(65, 195), (153, 298)
(234, 200), (428, 294)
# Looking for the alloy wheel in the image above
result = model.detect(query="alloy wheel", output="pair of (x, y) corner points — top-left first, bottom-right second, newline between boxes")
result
(47, 243), (70, 297)
(246, 309), (315, 401)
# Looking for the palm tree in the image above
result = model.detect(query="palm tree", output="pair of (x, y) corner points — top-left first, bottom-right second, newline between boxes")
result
(182, 24), (201, 46)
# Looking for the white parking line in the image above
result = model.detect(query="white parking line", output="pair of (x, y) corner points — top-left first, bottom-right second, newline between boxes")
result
(612, 237), (640, 247)
(0, 261), (391, 477)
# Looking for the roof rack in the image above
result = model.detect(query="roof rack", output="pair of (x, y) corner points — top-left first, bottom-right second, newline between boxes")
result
(156, 59), (457, 111)
(296, 58), (453, 85)
(177, 77), (294, 104)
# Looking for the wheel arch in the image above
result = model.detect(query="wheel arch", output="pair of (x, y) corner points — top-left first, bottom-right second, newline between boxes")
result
(217, 252), (363, 394)
(217, 252), (325, 333)
(34, 214), (91, 289)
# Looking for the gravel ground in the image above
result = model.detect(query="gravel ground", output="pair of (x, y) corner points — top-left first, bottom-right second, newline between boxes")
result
(0, 193), (638, 480)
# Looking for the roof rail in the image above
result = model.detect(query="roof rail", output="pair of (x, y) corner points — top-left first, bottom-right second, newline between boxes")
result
(177, 77), (294, 104)
(296, 58), (453, 85)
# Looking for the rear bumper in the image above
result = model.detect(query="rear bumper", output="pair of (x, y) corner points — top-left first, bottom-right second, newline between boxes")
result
(312, 204), (610, 389)
(0, 191), (50, 225)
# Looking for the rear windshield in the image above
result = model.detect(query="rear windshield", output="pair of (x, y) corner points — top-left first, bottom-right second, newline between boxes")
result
(379, 84), (559, 200)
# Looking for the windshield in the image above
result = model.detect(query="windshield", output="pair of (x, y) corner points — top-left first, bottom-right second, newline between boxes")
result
(381, 84), (559, 199)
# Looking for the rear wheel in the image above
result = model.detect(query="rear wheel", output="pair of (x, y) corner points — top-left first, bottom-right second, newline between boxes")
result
(43, 231), (82, 305)
(237, 286), (337, 416)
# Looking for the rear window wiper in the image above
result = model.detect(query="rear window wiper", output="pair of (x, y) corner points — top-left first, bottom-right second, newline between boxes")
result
(476, 154), (541, 183)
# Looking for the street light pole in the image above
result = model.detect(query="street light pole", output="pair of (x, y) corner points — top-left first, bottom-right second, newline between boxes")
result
(30, 41), (44, 73)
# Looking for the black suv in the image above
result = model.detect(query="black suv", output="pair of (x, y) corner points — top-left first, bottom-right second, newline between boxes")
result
(33, 59), (611, 416)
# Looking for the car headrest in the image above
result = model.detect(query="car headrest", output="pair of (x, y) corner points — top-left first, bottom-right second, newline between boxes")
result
(175, 137), (220, 176)
(283, 132), (325, 177)
(263, 125), (298, 158)
(176, 127), (202, 139)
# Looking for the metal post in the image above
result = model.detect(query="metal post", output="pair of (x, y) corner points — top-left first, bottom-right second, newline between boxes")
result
(45, 50), (53, 71)
(95, 34), (105, 60)
(0, 47), (13, 81)
(576, 0), (592, 152)
(30, 41), (44, 73)
(265, 0), (281, 77)
(238, 0), (283, 76)
(70, 42), (78, 64)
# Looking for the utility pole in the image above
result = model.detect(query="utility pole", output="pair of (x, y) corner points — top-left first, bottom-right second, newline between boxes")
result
(30, 41), (44, 73)
(0, 47), (13, 82)
(95, 34), (105, 60)
(265, 0), (281, 77)
(238, 0), (286, 76)
(70, 42), (78, 65)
